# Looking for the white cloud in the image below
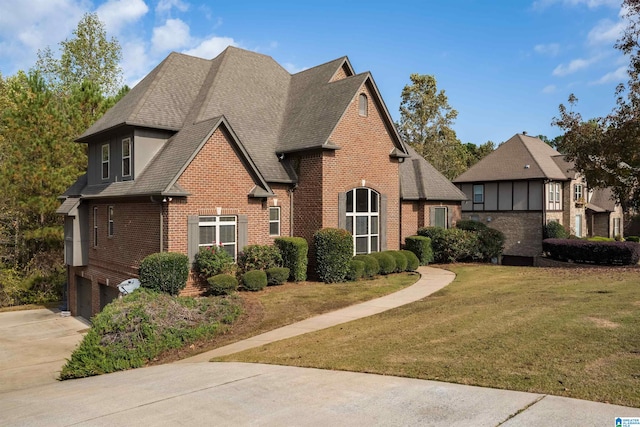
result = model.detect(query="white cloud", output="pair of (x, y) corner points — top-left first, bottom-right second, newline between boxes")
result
(534, 43), (561, 56)
(96, 0), (149, 34)
(553, 57), (597, 76)
(588, 19), (625, 45)
(120, 39), (150, 86)
(152, 18), (191, 53)
(542, 84), (557, 93)
(591, 65), (627, 84)
(182, 36), (238, 58)
(156, 0), (189, 14)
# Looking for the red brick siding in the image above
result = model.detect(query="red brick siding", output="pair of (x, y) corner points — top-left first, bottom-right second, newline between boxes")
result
(329, 63), (351, 82)
(400, 201), (462, 244)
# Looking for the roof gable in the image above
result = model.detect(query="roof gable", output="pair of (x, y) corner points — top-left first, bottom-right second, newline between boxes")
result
(454, 134), (569, 183)
(400, 145), (466, 201)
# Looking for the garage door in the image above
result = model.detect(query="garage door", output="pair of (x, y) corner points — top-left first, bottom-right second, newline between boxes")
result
(100, 284), (120, 311)
(76, 276), (92, 320)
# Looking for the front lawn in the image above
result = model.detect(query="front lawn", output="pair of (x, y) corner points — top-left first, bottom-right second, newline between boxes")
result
(217, 265), (640, 408)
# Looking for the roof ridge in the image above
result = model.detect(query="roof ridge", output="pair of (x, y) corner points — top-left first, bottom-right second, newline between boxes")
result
(129, 53), (176, 123)
(518, 134), (547, 173)
(292, 55), (348, 76)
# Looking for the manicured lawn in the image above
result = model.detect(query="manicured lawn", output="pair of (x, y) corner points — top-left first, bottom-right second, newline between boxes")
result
(217, 265), (640, 408)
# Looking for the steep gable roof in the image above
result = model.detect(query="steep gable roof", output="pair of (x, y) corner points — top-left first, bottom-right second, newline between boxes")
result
(588, 187), (617, 212)
(454, 134), (569, 183)
(400, 145), (466, 201)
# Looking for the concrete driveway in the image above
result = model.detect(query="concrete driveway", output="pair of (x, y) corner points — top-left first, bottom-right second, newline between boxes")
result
(0, 308), (87, 393)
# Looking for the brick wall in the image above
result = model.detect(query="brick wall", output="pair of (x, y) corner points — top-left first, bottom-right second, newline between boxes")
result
(400, 201), (462, 243)
(460, 211), (544, 257)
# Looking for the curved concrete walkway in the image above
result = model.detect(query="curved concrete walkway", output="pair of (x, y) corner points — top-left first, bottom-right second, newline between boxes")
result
(179, 266), (455, 362)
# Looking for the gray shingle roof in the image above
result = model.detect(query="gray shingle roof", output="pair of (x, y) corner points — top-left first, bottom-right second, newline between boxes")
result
(454, 134), (569, 183)
(588, 187), (617, 212)
(400, 145), (467, 201)
(68, 47), (408, 199)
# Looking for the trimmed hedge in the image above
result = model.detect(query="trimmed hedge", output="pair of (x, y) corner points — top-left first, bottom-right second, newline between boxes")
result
(242, 270), (268, 291)
(627, 236), (640, 243)
(400, 250), (420, 271)
(404, 236), (433, 265)
(456, 219), (487, 232)
(478, 227), (506, 261)
(418, 227), (480, 263)
(387, 250), (408, 272)
(139, 252), (189, 296)
(274, 237), (308, 282)
(266, 267), (290, 286)
(194, 246), (234, 279)
(353, 254), (380, 277)
(543, 238), (640, 265)
(544, 221), (569, 239)
(347, 260), (366, 281)
(237, 245), (282, 274)
(314, 228), (353, 283)
(207, 274), (238, 296)
(370, 252), (396, 275)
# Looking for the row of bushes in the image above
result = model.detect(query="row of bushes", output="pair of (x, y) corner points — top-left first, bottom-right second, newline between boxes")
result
(542, 238), (640, 265)
(412, 220), (505, 264)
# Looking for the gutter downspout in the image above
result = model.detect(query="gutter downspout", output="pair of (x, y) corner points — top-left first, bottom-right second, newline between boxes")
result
(288, 184), (297, 236)
(150, 196), (164, 252)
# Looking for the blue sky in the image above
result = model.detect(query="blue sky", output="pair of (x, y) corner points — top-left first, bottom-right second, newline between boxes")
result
(0, 0), (627, 145)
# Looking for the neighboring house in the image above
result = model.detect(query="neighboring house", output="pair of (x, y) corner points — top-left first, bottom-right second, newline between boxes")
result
(453, 133), (624, 265)
(57, 47), (464, 319)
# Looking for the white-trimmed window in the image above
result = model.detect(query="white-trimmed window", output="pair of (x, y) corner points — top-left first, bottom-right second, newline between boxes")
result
(434, 206), (448, 229)
(359, 93), (368, 117)
(473, 184), (484, 203)
(93, 206), (98, 247)
(108, 206), (114, 237)
(199, 216), (237, 259)
(345, 188), (379, 254)
(101, 144), (110, 180)
(548, 182), (562, 210)
(614, 217), (621, 237)
(122, 138), (131, 178)
(269, 207), (280, 236)
(574, 184), (583, 202)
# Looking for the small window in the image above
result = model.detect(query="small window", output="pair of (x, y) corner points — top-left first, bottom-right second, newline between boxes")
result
(359, 93), (368, 117)
(101, 144), (110, 180)
(434, 207), (448, 229)
(108, 206), (114, 237)
(574, 184), (583, 201)
(473, 184), (484, 203)
(614, 217), (621, 237)
(269, 207), (280, 236)
(548, 182), (562, 210)
(93, 206), (98, 247)
(122, 138), (131, 178)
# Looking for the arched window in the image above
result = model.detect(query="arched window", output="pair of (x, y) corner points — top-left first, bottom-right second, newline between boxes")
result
(345, 188), (379, 254)
(358, 93), (368, 117)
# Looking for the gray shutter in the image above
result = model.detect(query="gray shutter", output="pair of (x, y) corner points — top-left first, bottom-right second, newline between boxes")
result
(338, 192), (346, 229)
(187, 215), (199, 263)
(447, 206), (454, 229)
(429, 207), (436, 227)
(237, 214), (248, 253)
(380, 194), (387, 251)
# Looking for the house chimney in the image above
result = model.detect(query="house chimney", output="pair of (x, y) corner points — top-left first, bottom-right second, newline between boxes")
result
(522, 131), (527, 135)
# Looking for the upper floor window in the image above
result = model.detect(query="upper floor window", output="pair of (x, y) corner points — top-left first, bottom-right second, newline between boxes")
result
(269, 207), (280, 236)
(122, 138), (131, 178)
(199, 216), (237, 260)
(101, 144), (110, 180)
(359, 93), (368, 117)
(574, 184), (583, 202)
(345, 188), (379, 254)
(548, 182), (562, 211)
(473, 184), (484, 203)
(108, 206), (114, 237)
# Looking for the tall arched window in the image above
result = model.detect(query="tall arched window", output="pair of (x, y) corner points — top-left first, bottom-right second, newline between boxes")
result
(345, 188), (379, 254)
(358, 93), (368, 117)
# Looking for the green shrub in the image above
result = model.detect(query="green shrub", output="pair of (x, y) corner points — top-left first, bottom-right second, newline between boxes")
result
(194, 245), (234, 279)
(626, 236), (640, 242)
(400, 250), (420, 271)
(314, 228), (353, 283)
(237, 245), (282, 273)
(588, 236), (614, 242)
(370, 252), (396, 275)
(387, 250), (407, 272)
(478, 227), (506, 261)
(242, 270), (268, 291)
(543, 238), (640, 265)
(139, 252), (189, 296)
(456, 219), (487, 231)
(346, 260), (366, 281)
(266, 267), (290, 286)
(274, 237), (308, 281)
(544, 221), (569, 239)
(417, 227), (480, 263)
(404, 236), (433, 265)
(59, 289), (242, 379)
(207, 274), (238, 296)
(353, 254), (380, 277)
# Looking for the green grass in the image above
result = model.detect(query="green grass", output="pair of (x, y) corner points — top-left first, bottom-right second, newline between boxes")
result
(218, 265), (640, 407)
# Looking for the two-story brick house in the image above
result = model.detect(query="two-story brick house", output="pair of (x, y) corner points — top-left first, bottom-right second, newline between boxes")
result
(57, 47), (465, 319)
(453, 133), (624, 265)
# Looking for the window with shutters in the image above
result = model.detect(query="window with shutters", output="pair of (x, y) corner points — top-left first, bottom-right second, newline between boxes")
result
(345, 188), (379, 254)
(434, 207), (448, 228)
(199, 216), (237, 259)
